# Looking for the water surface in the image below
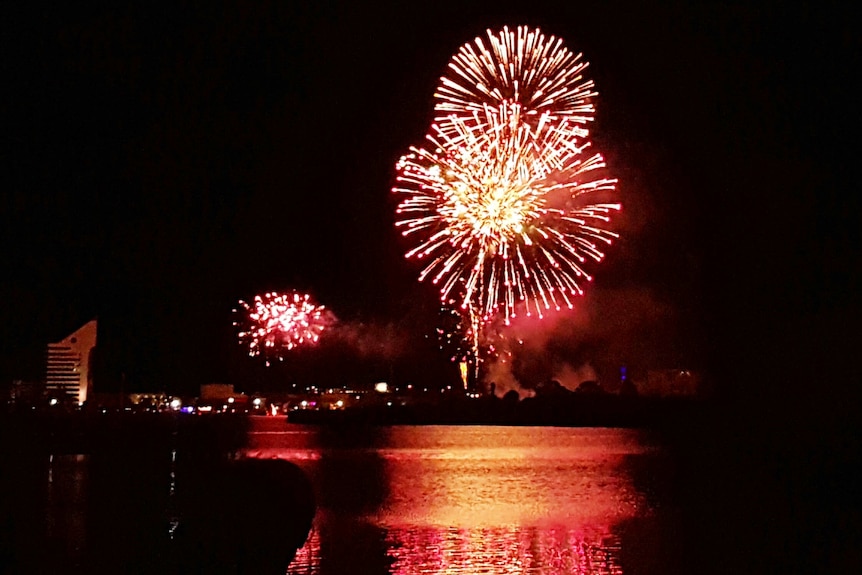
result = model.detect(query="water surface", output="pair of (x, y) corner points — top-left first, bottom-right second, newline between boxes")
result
(2, 419), (672, 574)
(245, 420), (668, 574)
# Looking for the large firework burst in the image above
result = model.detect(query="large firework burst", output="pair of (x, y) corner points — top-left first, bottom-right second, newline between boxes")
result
(394, 102), (619, 324)
(395, 25), (622, 380)
(234, 291), (332, 364)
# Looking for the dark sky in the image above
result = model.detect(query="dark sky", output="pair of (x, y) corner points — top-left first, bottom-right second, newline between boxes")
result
(2, 2), (858, 397)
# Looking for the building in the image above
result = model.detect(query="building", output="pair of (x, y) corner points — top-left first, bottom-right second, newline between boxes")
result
(45, 320), (97, 405)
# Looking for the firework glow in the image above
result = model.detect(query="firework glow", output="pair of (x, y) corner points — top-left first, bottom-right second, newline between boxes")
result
(234, 291), (332, 364)
(394, 26), (621, 377)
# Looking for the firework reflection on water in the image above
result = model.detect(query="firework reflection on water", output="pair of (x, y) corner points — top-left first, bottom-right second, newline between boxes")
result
(245, 420), (659, 575)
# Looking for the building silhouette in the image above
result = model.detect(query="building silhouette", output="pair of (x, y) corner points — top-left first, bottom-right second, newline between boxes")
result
(45, 320), (97, 405)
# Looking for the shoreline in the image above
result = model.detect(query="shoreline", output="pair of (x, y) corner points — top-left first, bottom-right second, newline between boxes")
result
(2, 395), (712, 456)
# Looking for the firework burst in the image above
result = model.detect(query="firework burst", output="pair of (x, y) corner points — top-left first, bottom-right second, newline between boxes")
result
(395, 26), (622, 376)
(435, 25), (597, 130)
(394, 102), (619, 324)
(234, 291), (332, 364)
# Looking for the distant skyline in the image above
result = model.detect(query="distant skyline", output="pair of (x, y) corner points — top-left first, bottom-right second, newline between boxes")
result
(3, 2), (857, 399)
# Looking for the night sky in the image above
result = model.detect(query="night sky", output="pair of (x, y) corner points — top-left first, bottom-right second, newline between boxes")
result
(3, 2), (858, 400)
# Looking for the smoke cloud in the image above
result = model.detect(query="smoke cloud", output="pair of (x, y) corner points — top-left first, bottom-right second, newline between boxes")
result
(480, 286), (677, 397)
(325, 320), (407, 360)
(552, 362), (598, 392)
(484, 354), (536, 399)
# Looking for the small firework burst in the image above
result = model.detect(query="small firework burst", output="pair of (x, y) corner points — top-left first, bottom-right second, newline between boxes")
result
(234, 291), (332, 364)
(435, 300), (473, 364)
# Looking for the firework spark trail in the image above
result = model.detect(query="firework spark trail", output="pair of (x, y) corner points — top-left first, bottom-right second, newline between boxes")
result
(234, 291), (331, 365)
(394, 102), (619, 324)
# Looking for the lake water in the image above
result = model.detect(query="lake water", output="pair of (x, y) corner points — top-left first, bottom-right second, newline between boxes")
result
(244, 420), (671, 574)
(2, 419), (675, 574)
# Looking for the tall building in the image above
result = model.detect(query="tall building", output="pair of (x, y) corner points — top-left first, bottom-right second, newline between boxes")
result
(45, 320), (97, 405)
